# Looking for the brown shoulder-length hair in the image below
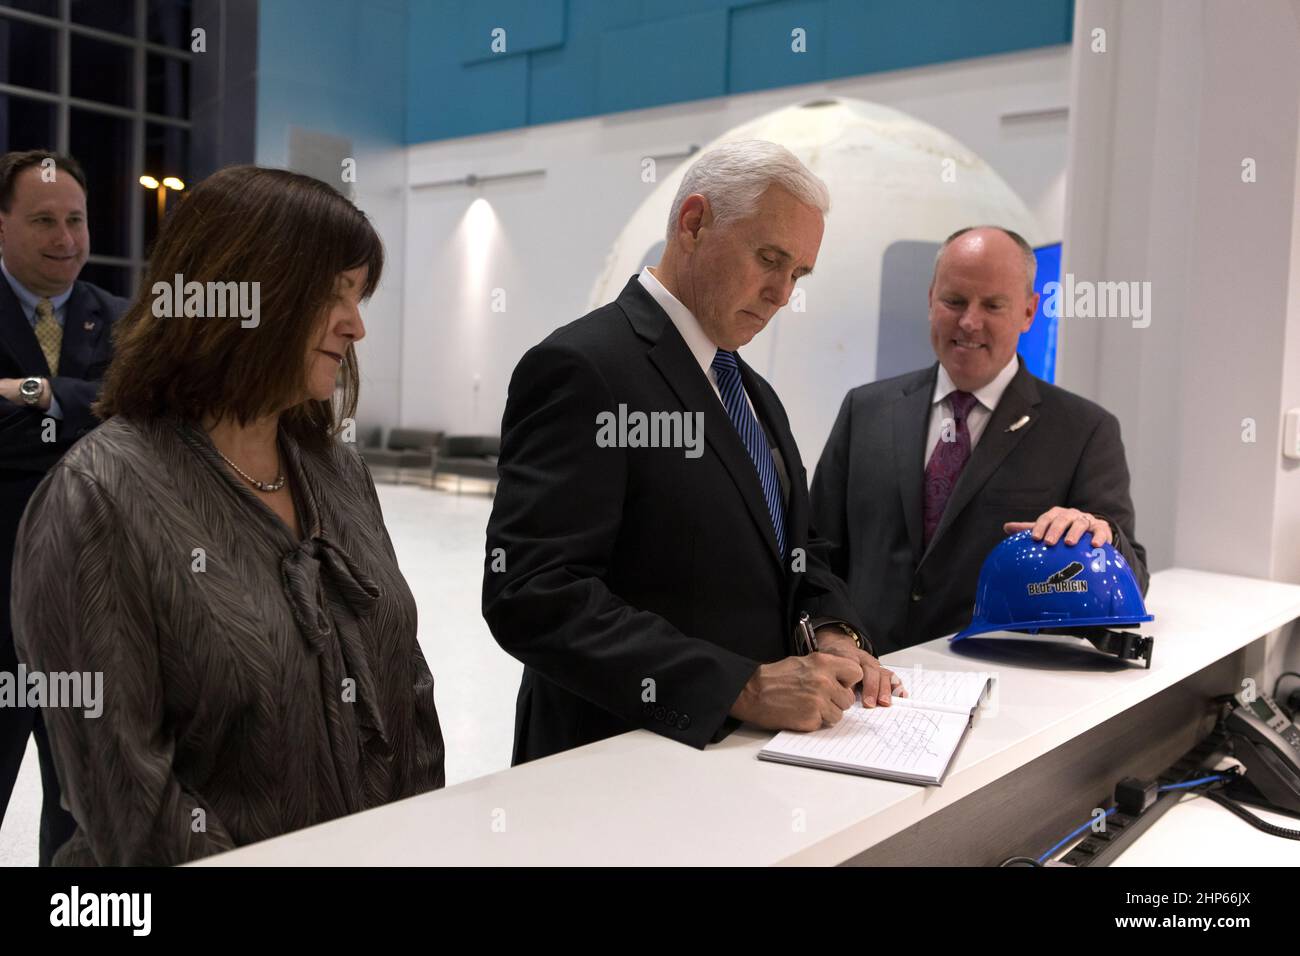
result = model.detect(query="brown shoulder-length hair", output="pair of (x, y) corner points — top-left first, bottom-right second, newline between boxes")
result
(97, 165), (383, 451)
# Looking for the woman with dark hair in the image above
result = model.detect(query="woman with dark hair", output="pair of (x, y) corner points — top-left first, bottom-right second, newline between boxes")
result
(11, 165), (445, 865)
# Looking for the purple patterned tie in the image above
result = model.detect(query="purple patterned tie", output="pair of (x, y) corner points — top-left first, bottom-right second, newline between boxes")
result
(923, 390), (978, 548)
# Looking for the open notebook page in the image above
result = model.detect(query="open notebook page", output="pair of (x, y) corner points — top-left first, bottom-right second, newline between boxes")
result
(761, 704), (971, 784)
(888, 667), (992, 714)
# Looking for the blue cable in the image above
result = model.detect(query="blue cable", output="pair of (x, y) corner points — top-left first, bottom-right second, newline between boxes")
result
(1038, 806), (1116, 864)
(1037, 774), (1229, 864)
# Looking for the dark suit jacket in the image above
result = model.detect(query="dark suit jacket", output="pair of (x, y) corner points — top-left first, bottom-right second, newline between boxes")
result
(1, 274), (126, 638)
(810, 359), (1148, 656)
(483, 276), (867, 765)
(0, 276), (124, 474)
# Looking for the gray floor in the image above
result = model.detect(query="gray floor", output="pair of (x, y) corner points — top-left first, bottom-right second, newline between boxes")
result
(0, 482), (520, 866)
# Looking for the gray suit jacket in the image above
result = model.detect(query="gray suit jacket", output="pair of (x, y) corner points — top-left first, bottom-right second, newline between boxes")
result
(810, 359), (1148, 655)
(12, 416), (445, 864)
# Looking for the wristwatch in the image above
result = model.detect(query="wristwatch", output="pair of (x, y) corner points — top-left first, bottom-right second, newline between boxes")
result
(18, 376), (44, 406)
(802, 615), (872, 655)
(820, 620), (866, 651)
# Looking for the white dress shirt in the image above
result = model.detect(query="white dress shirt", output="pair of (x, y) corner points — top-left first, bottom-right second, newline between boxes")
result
(924, 354), (1020, 466)
(638, 266), (790, 498)
(639, 269), (851, 635)
(637, 265), (758, 419)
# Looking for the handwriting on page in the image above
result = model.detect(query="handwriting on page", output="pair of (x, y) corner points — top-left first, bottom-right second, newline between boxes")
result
(778, 706), (963, 775)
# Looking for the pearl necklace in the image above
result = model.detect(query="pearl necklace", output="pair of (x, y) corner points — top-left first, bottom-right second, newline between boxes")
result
(215, 447), (286, 492)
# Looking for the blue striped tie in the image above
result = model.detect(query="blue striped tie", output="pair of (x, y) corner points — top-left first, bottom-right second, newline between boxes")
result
(711, 349), (786, 557)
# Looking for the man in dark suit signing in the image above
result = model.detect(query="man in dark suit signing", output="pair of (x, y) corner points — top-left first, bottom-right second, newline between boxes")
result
(0, 150), (126, 864)
(484, 140), (901, 765)
(811, 226), (1148, 656)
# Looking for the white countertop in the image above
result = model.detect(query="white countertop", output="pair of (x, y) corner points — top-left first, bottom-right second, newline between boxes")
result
(200, 568), (1300, 866)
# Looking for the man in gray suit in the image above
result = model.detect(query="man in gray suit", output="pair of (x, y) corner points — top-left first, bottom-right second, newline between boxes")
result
(811, 226), (1148, 655)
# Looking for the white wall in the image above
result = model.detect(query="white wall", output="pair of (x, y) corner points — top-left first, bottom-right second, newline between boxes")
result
(1277, 84), (1300, 588)
(350, 143), (408, 432)
(391, 47), (1072, 450)
(1059, 0), (1300, 584)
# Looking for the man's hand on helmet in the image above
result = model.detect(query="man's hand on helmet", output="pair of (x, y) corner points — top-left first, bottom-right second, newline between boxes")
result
(1004, 507), (1112, 548)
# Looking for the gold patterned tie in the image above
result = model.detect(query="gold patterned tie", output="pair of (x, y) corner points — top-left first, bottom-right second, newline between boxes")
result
(34, 298), (62, 375)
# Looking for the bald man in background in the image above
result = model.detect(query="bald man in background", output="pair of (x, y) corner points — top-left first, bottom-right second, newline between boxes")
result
(811, 226), (1148, 655)
(0, 150), (126, 864)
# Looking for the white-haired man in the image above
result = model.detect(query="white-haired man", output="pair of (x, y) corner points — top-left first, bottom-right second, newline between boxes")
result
(484, 140), (901, 764)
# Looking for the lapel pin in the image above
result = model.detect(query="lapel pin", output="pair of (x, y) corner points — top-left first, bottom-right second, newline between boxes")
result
(1006, 415), (1030, 432)
(83, 321), (96, 331)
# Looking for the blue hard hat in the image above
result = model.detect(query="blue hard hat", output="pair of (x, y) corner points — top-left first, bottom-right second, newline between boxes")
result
(953, 530), (1152, 641)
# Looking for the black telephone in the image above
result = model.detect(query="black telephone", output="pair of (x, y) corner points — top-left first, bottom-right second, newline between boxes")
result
(1219, 689), (1300, 815)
